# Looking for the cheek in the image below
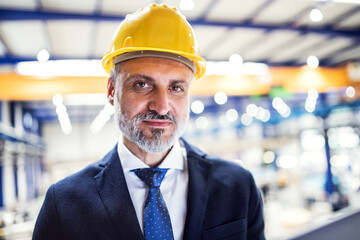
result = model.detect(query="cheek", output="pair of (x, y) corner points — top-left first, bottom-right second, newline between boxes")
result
(120, 94), (149, 117)
(172, 98), (190, 119)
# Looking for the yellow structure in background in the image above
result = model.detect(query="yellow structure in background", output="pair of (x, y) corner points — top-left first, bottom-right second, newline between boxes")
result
(0, 66), (355, 101)
(0, 74), (107, 100)
(271, 66), (352, 92)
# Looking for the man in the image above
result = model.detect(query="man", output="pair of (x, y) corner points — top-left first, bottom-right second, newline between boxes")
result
(33, 3), (265, 240)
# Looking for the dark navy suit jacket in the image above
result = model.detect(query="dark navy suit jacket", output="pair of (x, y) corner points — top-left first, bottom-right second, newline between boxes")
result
(33, 140), (265, 240)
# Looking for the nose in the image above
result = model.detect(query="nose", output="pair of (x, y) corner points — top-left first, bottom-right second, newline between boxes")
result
(148, 89), (171, 116)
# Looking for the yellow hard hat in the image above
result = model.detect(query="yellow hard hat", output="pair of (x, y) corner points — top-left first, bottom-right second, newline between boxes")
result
(101, 3), (206, 79)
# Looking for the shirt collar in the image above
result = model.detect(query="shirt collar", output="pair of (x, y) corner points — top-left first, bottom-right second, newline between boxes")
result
(117, 138), (185, 172)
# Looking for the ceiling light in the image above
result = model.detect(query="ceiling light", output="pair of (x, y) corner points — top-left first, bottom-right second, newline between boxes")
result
(281, 106), (291, 118)
(310, 8), (323, 22)
(90, 103), (114, 134)
(179, 0), (195, 11)
(261, 110), (271, 122)
(191, 100), (205, 114)
(263, 151), (275, 164)
(229, 53), (243, 65)
(226, 109), (238, 122)
(308, 88), (319, 100)
(37, 49), (50, 62)
(301, 132), (325, 150)
(56, 105), (67, 116)
(330, 155), (349, 168)
(52, 94), (63, 107)
(346, 86), (356, 98)
(307, 55), (319, 68)
(305, 88), (319, 112)
(272, 97), (284, 110)
(255, 107), (265, 120)
(305, 101), (316, 113)
(205, 61), (269, 76)
(241, 62), (269, 76)
(241, 113), (253, 126)
(63, 94), (107, 106)
(16, 60), (107, 77)
(214, 91), (228, 105)
(54, 102), (72, 135)
(272, 97), (291, 118)
(195, 116), (208, 129)
(277, 155), (297, 169)
(246, 104), (258, 117)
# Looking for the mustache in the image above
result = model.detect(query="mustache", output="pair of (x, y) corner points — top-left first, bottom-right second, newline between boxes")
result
(135, 111), (178, 124)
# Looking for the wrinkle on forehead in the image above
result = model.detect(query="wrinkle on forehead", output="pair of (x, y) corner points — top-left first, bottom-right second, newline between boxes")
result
(118, 57), (193, 78)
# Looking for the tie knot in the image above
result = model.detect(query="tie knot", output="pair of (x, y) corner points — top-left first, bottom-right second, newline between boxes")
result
(133, 168), (169, 188)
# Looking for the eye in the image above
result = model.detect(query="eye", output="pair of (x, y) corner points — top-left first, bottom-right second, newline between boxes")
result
(135, 82), (149, 88)
(170, 85), (184, 93)
(133, 81), (153, 93)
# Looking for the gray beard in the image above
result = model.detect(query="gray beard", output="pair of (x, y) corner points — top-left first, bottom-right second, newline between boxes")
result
(114, 98), (188, 153)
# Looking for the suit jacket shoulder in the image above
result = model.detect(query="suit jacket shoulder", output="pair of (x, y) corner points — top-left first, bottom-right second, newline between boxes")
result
(182, 137), (256, 186)
(33, 145), (144, 240)
(182, 139), (265, 240)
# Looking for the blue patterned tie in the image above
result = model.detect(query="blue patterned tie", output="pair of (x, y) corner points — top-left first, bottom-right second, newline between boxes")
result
(133, 168), (174, 240)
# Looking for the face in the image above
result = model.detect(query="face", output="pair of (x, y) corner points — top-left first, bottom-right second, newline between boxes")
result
(108, 57), (193, 153)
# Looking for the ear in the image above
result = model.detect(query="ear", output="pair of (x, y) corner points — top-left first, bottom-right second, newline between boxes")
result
(107, 78), (115, 106)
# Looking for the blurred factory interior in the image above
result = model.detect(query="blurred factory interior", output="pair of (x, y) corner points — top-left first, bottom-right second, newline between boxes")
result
(0, 0), (360, 239)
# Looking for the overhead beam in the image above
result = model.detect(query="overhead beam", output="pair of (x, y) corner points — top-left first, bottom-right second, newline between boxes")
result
(196, 0), (219, 21)
(245, 0), (277, 23)
(322, 44), (360, 65)
(0, 9), (124, 21)
(330, 5), (360, 29)
(0, 9), (359, 38)
(0, 55), (94, 64)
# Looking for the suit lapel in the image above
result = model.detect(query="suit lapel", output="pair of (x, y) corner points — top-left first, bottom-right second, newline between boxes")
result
(94, 146), (145, 240)
(183, 141), (213, 240)
(93, 142), (212, 240)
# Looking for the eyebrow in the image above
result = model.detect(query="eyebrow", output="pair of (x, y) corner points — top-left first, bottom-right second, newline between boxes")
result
(125, 74), (154, 83)
(125, 74), (189, 85)
(170, 80), (189, 86)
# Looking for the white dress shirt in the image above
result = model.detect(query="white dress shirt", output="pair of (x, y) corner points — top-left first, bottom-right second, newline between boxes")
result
(117, 139), (188, 240)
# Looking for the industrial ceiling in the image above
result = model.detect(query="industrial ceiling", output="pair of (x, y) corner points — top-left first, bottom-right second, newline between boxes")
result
(0, 0), (359, 67)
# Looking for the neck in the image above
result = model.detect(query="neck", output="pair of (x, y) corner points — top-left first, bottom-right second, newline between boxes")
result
(122, 136), (171, 167)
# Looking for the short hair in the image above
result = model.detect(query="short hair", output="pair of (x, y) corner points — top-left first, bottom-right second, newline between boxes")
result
(109, 63), (121, 86)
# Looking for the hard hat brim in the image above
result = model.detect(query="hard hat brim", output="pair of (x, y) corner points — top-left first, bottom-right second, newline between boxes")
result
(102, 47), (206, 79)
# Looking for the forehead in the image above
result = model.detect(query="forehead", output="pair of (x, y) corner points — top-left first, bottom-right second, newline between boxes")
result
(117, 57), (194, 81)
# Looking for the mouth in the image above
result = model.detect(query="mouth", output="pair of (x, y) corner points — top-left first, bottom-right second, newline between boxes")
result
(142, 120), (173, 128)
